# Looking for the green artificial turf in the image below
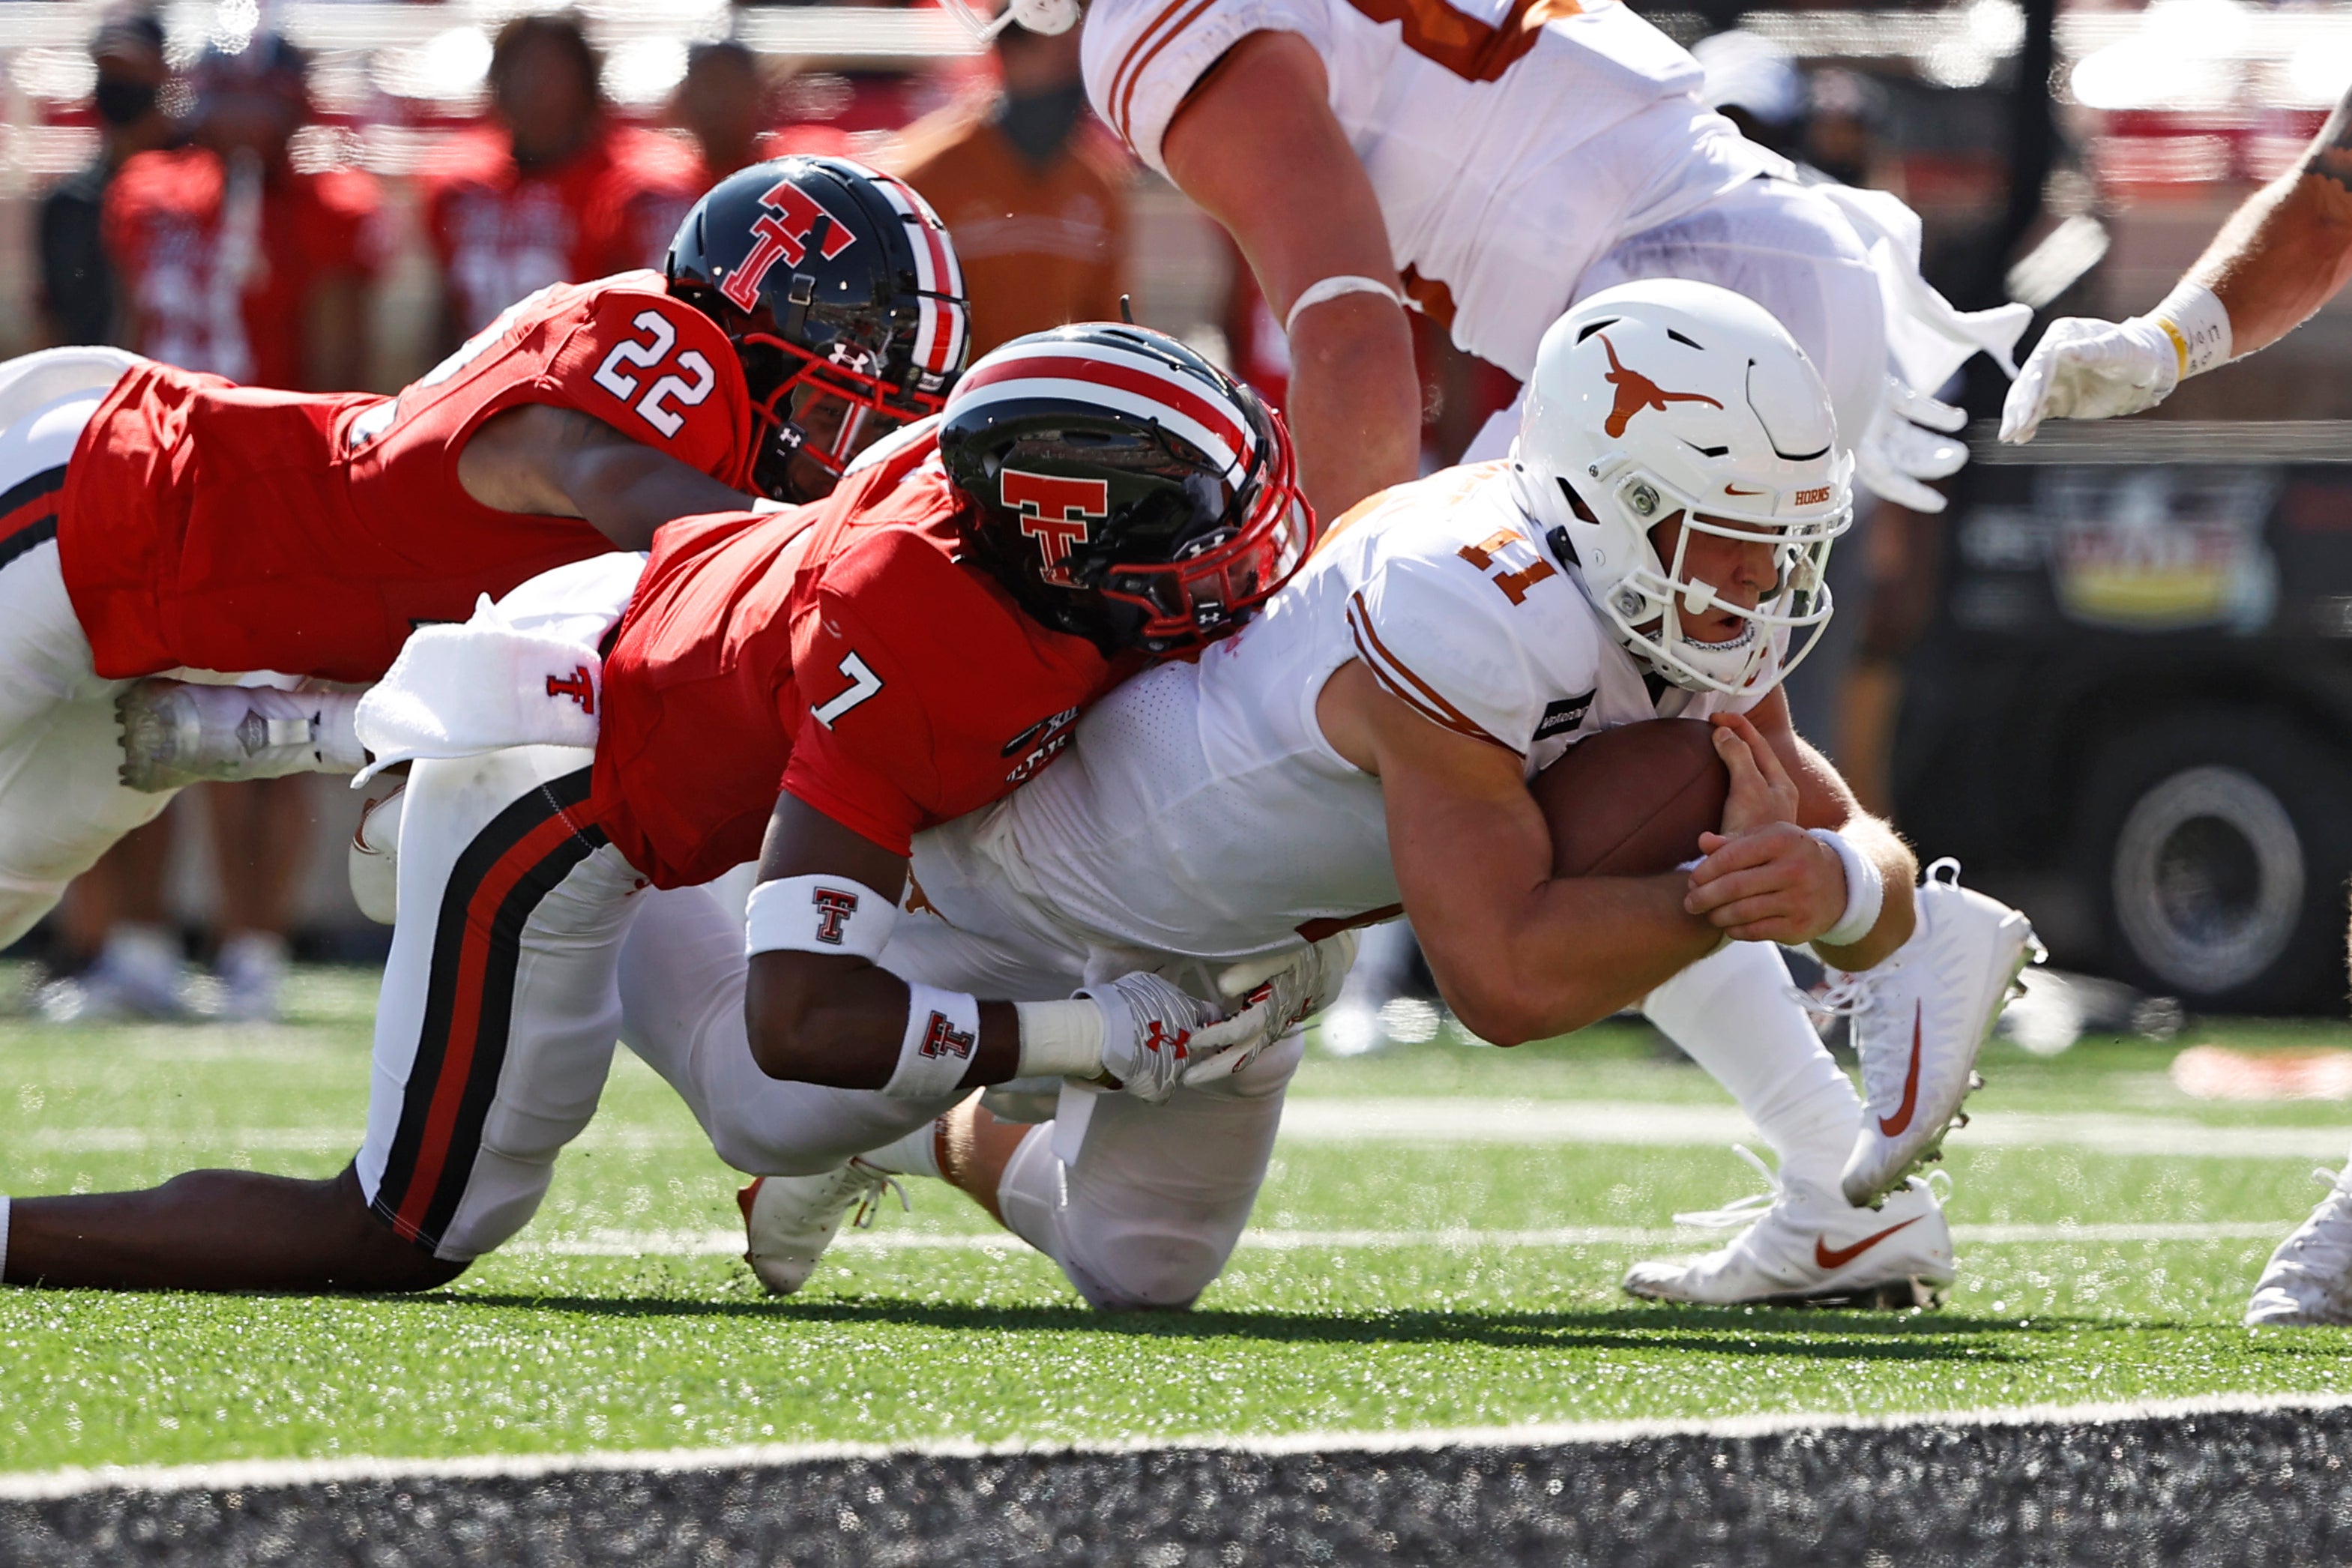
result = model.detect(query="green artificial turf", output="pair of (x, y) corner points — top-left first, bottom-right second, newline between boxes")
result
(2, 963), (2349, 1473)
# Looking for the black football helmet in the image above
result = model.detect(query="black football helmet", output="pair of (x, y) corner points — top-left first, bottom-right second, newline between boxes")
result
(667, 156), (970, 502)
(938, 324), (1315, 656)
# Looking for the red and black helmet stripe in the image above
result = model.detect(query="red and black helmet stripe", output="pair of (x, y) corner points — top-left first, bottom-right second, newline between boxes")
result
(370, 767), (606, 1252)
(0, 465), (66, 573)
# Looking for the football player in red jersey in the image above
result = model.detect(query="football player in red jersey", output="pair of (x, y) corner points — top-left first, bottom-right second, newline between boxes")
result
(0, 325), (1318, 1294)
(0, 155), (967, 953)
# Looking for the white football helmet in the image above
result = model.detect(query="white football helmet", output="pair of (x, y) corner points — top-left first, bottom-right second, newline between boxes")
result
(1511, 279), (1854, 696)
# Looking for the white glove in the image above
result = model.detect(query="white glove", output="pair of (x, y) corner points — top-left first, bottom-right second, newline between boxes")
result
(1998, 314), (2178, 445)
(1182, 929), (1362, 1088)
(1855, 377), (1969, 514)
(1080, 971), (1222, 1103)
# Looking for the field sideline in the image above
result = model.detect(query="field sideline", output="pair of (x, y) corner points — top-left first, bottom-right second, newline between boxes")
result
(4, 963), (2351, 1484)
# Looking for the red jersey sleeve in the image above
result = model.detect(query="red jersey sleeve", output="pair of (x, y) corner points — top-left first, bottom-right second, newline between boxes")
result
(538, 284), (755, 488)
(780, 582), (935, 857)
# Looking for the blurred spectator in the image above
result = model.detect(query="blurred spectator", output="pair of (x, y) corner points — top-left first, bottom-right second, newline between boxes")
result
(105, 33), (385, 391)
(674, 40), (770, 186)
(47, 32), (386, 1024)
(423, 11), (699, 349)
(880, 19), (1127, 353)
(37, 8), (173, 348)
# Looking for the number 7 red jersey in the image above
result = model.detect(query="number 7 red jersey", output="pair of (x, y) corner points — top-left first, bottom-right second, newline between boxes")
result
(58, 270), (756, 684)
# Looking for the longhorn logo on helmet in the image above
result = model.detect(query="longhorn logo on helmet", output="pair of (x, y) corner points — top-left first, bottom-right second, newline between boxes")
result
(720, 178), (859, 313)
(1596, 333), (1723, 439)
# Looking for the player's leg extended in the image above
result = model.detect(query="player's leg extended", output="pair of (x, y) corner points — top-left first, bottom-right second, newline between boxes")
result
(355, 745), (642, 1267)
(1, 745), (636, 1291)
(979, 1033), (1304, 1311)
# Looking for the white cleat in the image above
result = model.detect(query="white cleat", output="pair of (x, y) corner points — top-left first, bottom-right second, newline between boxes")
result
(1624, 1148), (1955, 1308)
(738, 1160), (907, 1297)
(2246, 1164), (2352, 1327)
(117, 679), (367, 792)
(1830, 860), (2041, 1208)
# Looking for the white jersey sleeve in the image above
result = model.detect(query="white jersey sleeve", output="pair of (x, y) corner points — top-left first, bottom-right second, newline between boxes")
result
(1082, 0), (1333, 176)
(1343, 489), (1607, 759)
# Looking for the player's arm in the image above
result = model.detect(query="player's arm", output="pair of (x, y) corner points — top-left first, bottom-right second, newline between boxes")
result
(741, 794), (1021, 1091)
(1683, 693), (1917, 971)
(455, 402), (757, 552)
(741, 798), (1276, 1102)
(1161, 31), (1420, 517)
(1324, 660), (1722, 1045)
(2003, 79), (2352, 443)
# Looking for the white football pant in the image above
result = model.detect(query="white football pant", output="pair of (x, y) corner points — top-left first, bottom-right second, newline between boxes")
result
(0, 347), (172, 948)
(1465, 176), (1888, 465)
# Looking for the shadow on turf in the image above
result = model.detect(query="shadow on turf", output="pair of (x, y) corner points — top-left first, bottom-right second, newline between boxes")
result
(440, 1294), (2058, 1361)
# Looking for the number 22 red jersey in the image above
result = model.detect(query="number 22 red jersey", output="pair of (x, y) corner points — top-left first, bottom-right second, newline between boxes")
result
(57, 270), (756, 684)
(588, 432), (1130, 888)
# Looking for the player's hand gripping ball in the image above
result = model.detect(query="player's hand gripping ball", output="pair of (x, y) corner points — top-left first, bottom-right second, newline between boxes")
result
(1685, 712), (1848, 945)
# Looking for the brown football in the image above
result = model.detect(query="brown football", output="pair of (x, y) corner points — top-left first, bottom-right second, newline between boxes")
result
(1534, 718), (1730, 878)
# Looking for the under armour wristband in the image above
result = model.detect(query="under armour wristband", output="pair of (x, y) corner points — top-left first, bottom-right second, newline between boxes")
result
(744, 875), (899, 961)
(2149, 280), (2233, 382)
(1809, 828), (1885, 949)
(1013, 998), (1108, 1079)
(1284, 274), (1402, 337)
(883, 983), (983, 1099)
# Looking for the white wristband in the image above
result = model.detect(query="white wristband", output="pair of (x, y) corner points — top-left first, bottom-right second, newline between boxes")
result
(1808, 828), (1884, 949)
(745, 874), (899, 961)
(1284, 274), (1402, 337)
(1014, 998), (1107, 1079)
(883, 983), (983, 1099)
(0, 1195), (10, 1284)
(2147, 280), (2233, 382)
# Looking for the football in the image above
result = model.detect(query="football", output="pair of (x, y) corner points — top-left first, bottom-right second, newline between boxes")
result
(1534, 717), (1730, 877)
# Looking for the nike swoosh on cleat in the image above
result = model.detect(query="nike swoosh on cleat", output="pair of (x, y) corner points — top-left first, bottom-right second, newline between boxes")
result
(1877, 1002), (1923, 1136)
(1814, 1215), (1925, 1270)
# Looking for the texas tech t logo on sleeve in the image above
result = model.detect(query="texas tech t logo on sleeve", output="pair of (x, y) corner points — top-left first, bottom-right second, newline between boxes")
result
(720, 179), (859, 311)
(1001, 470), (1109, 585)
(810, 887), (859, 944)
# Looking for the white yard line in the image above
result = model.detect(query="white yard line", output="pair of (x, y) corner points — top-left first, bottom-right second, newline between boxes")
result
(516, 1217), (2290, 1258)
(4, 1387), (2348, 1503)
(22, 1101), (2345, 1158)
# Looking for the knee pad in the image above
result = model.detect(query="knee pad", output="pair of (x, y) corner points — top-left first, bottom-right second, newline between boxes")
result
(995, 1121), (1064, 1264)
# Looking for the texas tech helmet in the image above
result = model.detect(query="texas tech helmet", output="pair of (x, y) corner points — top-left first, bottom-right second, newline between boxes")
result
(667, 156), (970, 501)
(939, 324), (1314, 656)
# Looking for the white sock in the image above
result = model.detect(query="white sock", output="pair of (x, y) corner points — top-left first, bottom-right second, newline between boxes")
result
(0, 1195), (13, 1285)
(862, 1121), (944, 1180)
(1642, 941), (1862, 1197)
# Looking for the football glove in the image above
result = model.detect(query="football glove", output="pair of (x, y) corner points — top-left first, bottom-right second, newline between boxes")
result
(1855, 376), (1969, 514)
(1183, 929), (1362, 1088)
(1080, 971), (1220, 1103)
(1999, 314), (2179, 445)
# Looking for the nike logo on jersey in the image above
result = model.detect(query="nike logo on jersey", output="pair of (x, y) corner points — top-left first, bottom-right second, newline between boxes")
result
(1877, 1004), (1924, 1136)
(1814, 1216), (1925, 1270)
(1596, 332), (1723, 439)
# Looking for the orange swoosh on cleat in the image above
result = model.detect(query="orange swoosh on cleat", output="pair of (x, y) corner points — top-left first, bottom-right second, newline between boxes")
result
(1814, 1216), (1925, 1270)
(1877, 1002), (1923, 1137)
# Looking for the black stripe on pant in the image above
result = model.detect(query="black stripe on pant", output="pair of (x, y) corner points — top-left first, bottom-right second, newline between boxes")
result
(0, 465), (67, 573)
(371, 765), (606, 1252)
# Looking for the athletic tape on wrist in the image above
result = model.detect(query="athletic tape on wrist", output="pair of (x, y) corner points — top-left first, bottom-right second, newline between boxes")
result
(1808, 828), (1884, 948)
(1014, 997), (1107, 1079)
(1284, 274), (1402, 337)
(2149, 280), (2233, 381)
(744, 874), (899, 961)
(884, 983), (983, 1099)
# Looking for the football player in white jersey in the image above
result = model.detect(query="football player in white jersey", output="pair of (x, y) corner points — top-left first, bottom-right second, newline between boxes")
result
(612, 282), (2037, 1309)
(1073, 0), (2027, 520)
